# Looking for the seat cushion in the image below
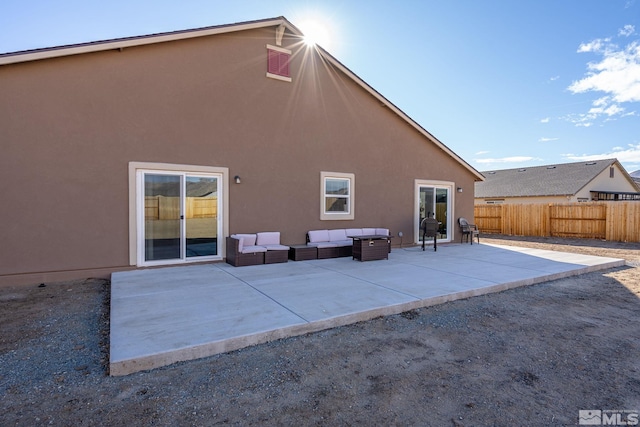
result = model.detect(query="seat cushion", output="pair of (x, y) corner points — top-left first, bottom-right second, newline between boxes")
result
(332, 239), (353, 247)
(328, 229), (348, 242)
(308, 229), (330, 243)
(240, 245), (267, 254)
(362, 228), (377, 235)
(256, 231), (281, 246)
(307, 242), (338, 248)
(263, 244), (290, 251)
(345, 228), (363, 237)
(376, 228), (390, 236)
(234, 233), (257, 247)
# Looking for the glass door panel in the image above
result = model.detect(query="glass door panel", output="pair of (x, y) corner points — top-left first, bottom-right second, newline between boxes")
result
(418, 185), (450, 242)
(419, 187), (435, 225)
(185, 176), (218, 258)
(144, 174), (181, 261)
(436, 188), (448, 239)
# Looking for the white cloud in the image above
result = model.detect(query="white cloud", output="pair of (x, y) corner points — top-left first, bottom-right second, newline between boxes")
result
(567, 28), (640, 125)
(563, 143), (640, 163)
(475, 156), (540, 164)
(619, 25), (635, 37)
(475, 150), (490, 155)
(538, 137), (558, 142)
(588, 103), (625, 116)
(540, 117), (550, 123)
(549, 76), (560, 81)
(577, 38), (610, 53)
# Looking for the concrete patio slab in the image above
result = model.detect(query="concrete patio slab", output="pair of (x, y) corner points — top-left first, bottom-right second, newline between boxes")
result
(110, 243), (624, 376)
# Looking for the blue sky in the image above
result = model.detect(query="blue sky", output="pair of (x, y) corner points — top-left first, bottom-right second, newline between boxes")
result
(2, 0), (639, 174)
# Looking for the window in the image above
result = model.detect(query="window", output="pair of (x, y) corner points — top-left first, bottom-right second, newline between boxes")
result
(266, 44), (291, 82)
(321, 172), (354, 220)
(610, 167), (615, 178)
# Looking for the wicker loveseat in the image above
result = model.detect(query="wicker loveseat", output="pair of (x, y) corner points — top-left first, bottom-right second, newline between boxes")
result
(226, 232), (290, 266)
(306, 228), (390, 259)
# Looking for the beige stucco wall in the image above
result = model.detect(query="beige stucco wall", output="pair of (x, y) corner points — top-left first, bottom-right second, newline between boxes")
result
(0, 26), (478, 286)
(579, 164), (639, 197)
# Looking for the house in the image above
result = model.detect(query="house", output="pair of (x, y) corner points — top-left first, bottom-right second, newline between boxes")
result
(475, 159), (640, 204)
(0, 17), (483, 286)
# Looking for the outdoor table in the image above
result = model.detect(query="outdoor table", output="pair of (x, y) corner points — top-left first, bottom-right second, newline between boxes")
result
(348, 234), (392, 261)
(288, 244), (318, 261)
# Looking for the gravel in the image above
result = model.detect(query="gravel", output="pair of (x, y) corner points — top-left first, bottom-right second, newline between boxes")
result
(1, 236), (639, 426)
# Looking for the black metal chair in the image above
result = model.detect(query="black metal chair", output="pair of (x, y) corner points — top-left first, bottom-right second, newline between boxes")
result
(458, 217), (480, 245)
(420, 217), (439, 251)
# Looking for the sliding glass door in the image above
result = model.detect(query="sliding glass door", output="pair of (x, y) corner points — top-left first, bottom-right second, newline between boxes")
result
(416, 181), (452, 243)
(139, 171), (221, 265)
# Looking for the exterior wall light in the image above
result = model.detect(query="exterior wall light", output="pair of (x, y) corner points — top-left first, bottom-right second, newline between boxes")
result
(457, 187), (463, 193)
(234, 175), (242, 184)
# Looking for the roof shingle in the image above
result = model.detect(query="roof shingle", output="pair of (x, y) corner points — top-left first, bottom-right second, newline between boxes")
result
(475, 159), (617, 198)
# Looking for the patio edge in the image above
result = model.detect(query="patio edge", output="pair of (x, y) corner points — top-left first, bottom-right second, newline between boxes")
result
(109, 258), (624, 376)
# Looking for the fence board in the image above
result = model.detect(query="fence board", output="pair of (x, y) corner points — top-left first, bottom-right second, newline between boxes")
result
(474, 205), (502, 234)
(145, 196), (217, 220)
(474, 201), (639, 242)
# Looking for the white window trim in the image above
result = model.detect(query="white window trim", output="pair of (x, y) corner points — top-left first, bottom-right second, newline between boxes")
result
(128, 162), (229, 266)
(266, 44), (291, 54)
(321, 171), (355, 220)
(266, 72), (292, 83)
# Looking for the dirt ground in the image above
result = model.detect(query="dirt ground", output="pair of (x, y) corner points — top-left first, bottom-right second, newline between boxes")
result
(1, 235), (639, 426)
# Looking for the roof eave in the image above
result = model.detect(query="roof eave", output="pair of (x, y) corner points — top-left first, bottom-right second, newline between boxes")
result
(0, 17), (299, 66)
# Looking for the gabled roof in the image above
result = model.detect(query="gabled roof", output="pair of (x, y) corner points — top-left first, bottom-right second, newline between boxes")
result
(475, 159), (639, 198)
(0, 16), (484, 181)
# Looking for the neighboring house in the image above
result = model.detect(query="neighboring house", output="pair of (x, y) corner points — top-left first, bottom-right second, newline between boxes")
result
(475, 159), (640, 204)
(0, 17), (484, 286)
(632, 170), (640, 187)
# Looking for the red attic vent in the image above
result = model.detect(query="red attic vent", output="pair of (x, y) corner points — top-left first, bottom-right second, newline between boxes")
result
(267, 49), (290, 78)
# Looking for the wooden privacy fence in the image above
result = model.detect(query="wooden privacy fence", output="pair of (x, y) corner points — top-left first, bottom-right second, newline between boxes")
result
(145, 196), (217, 220)
(474, 202), (640, 242)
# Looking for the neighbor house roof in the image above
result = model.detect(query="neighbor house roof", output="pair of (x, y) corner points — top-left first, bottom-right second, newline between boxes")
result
(0, 16), (484, 182)
(475, 158), (639, 198)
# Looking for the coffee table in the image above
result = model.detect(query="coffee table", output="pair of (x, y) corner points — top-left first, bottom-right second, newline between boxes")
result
(288, 244), (318, 261)
(349, 234), (391, 261)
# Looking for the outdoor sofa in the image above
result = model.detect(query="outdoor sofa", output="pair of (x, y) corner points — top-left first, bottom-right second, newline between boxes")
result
(306, 228), (390, 259)
(226, 232), (290, 266)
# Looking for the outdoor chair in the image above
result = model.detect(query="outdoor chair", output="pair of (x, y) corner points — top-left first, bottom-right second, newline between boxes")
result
(458, 217), (480, 245)
(226, 235), (266, 266)
(420, 217), (439, 251)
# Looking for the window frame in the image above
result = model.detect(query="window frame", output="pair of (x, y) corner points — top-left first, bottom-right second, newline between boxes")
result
(266, 44), (292, 82)
(128, 162), (229, 266)
(320, 171), (355, 220)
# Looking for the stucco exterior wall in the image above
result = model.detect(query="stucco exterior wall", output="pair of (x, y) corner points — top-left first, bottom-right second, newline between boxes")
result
(0, 26), (478, 285)
(579, 164), (639, 195)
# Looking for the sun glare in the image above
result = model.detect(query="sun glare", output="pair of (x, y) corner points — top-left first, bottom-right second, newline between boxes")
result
(299, 19), (331, 49)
